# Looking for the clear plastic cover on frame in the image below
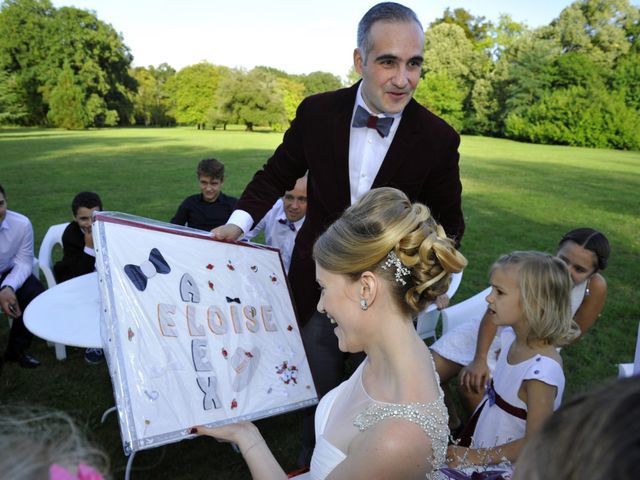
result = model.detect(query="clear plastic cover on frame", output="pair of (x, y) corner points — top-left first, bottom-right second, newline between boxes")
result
(93, 212), (317, 454)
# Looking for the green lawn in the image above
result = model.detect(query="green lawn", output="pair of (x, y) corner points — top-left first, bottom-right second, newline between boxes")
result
(1, 126), (639, 479)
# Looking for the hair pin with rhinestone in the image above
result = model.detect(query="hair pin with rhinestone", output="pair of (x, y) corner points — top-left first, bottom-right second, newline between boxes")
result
(381, 250), (411, 285)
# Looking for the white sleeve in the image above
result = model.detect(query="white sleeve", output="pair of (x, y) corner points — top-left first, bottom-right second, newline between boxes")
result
(3, 220), (35, 290)
(227, 210), (254, 236)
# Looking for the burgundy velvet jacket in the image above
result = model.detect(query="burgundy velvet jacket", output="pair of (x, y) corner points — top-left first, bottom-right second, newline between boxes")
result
(236, 82), (465, 325)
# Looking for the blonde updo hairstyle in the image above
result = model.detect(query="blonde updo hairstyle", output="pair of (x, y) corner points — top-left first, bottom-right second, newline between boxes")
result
(491, 251), (580, 346)
(313, 187), (467, 317)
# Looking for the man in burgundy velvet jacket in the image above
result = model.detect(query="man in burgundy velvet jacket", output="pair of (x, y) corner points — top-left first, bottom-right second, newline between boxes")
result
(214, 2), (464, 465)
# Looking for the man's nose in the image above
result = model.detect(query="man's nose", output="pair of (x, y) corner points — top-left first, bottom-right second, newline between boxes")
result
(392, 66), (409, 87)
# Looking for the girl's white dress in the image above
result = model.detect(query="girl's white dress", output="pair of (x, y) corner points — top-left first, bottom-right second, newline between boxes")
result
(430, 280), (587, 372)
(470, 328), (565, 449)
(297, 357), (449, 479)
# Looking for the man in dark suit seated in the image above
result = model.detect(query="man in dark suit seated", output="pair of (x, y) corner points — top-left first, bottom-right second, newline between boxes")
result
(213, 2), (465, 465)
(54, 191), (104, 364)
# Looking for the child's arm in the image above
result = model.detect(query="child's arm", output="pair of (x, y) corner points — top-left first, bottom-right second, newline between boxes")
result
(447, 378), (557, 466)
(571, 273), (607, 340)
(459, 310), (498, 394)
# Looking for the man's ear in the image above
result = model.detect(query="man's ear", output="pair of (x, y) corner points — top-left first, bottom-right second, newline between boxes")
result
(353, 48), (364, 75)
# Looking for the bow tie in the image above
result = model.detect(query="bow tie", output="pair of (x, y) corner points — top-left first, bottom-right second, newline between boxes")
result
(278, 218), (296, 232)
(124, 248), (171, 292)
(352, 105), (394, 137)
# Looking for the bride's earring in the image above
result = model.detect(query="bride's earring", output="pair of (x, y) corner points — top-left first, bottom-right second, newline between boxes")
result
(360, 298), (368, 310)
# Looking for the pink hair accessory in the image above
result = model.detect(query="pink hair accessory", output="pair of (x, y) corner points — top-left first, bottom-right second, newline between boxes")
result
(49, 463), (104, 480)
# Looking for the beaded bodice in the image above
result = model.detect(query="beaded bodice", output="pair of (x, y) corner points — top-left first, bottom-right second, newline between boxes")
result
(318, 357), (449, 479)
(353, 395), (449, 474)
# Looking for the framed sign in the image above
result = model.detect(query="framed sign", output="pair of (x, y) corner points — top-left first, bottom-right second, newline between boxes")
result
(93, 212), (317, 454)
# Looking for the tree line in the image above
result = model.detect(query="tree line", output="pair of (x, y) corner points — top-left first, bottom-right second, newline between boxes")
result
(1, 0), (639, 150)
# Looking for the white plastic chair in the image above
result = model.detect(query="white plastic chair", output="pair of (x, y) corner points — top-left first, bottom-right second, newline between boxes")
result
(440, 286), (492, 336)
(416, 271), (463, 342)
(618, 322), (640, 378)
(37, 222), (70, 360)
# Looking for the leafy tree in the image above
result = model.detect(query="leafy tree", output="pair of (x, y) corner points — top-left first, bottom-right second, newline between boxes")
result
(430, 7), (494, 51)
(423, 23), (487, 84)
(130, 64), (175, 126)
(612, 51), (640, 109)
(466, 76), (501, 135)
(276, 77), (305, 124)
(47, 62), (87, 128)
(345, 66), (360, 86)
(0, 69), (28, 123)
(542, 0), (639, 66)
(414, 71), (465, 131)
(294, 71), (342, 96)
(214, 68), (287, 131)
(0, 0), (56, 124)
(505, 85), (640, 149)
(167, 62), (226, 126)
(0, 0), (136, 126)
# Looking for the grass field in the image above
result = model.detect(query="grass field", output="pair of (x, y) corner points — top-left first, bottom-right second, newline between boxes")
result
(1, 126), (639, 479)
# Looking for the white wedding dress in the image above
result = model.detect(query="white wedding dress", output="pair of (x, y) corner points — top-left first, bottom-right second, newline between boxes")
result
(296, 357), (449, 479)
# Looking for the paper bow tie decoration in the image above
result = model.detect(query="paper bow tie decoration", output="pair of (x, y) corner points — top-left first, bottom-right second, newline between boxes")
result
(124, 248), (171, 291)
(225, 296), (241, 304)
(278, 218), (296, 232)
(352, 105), (394, 137)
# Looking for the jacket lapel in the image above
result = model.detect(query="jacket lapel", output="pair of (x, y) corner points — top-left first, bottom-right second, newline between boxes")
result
(328, 83), (359, 208)
(372, 98), (420, 188)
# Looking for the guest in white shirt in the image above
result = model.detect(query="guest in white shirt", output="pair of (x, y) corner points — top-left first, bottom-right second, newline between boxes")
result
(0, 184), (45, 370)
(243, 177), (307, 273)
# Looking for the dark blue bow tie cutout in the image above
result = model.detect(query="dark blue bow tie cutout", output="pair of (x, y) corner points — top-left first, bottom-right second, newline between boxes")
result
(124, 248), (171, 292)
(226, 296), (241, 304)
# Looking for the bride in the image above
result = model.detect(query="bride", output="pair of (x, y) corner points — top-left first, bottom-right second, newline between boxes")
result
(195, 187), (467, 479)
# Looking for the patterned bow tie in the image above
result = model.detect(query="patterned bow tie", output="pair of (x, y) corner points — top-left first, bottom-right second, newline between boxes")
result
(352, 105), (394, 137)
(278, 218), (296, 232)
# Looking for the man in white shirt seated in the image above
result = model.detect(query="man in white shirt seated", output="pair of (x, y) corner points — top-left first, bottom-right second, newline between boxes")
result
(0, 184), (45, 370)
(243, 176), (307, 273)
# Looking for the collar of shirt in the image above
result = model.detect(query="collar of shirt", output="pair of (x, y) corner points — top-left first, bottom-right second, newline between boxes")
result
(348, 83), (403, 205)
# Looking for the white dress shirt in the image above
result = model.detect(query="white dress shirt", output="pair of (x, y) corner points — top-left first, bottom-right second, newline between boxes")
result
(0, 210), (35, 290)
(348, 84), (402, 204)
(242, 198), (304, 273)
(227, 83), (403, 234)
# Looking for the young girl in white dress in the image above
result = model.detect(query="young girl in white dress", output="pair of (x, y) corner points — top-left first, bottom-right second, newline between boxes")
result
(432, 228), (609, 422)
(446, 251), (579, 468)
(194, 187), (467, 479)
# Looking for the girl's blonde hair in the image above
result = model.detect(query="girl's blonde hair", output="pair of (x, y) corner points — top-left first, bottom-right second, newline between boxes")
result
(313, 187), (467, 316)
(0, 405), (110, 480)
(492, 251), (579, 346)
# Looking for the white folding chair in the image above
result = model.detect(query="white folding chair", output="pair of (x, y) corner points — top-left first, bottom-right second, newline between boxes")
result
(440, 286), (492, 336)
(618, 322), (640, 378)
(37, 222), (70, 360)
(416, 270), (463, 342)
